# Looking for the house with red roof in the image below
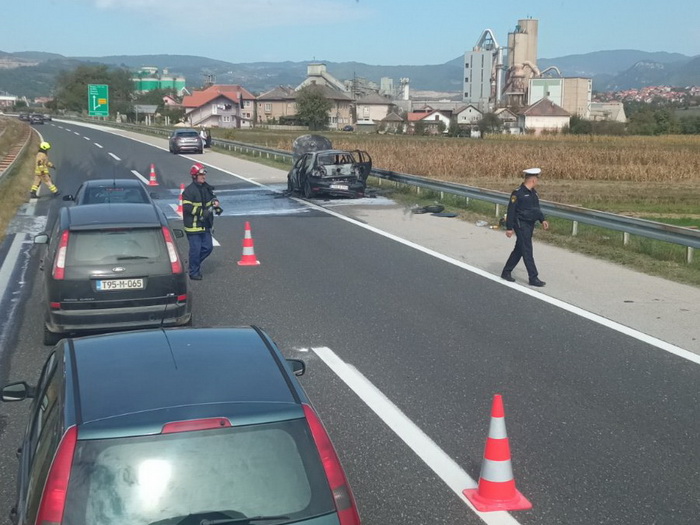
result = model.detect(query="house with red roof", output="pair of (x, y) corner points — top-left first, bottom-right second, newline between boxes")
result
(182, 85), (256, 128)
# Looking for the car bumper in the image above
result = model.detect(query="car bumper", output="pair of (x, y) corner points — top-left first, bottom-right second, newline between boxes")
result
(174, 143), (202, 152)
(46, 302), (191, 335)
(310, 179), (366, 197)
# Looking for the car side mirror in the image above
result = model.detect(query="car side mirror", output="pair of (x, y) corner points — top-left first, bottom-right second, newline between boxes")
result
(1, 382), (36, 402)
(62, 194), (74, 201)
(286, 359), (306, 377)
(34, 233), (49, 244)
(172, 229), (184, 239)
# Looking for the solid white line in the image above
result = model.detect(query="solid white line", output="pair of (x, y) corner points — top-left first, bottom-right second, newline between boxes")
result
(312, 346), (522, 525)
(108, 152), (121, 161)
(0, 235), (26, 300)
(130, 169), (149, 185)
(94, 143), (103, 148)
(59, 120), (699, 365)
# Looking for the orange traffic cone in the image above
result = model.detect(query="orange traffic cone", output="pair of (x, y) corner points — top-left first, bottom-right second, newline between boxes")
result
(148, 163), (159, 186)
(237, 221), (260, 266)
(176, 183), (184, 216)
(463, 394), (532, 512)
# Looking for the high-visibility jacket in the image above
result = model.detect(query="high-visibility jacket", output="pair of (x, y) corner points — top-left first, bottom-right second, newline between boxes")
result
(182, 181), (218, 233)
(35, 151), (54, 175)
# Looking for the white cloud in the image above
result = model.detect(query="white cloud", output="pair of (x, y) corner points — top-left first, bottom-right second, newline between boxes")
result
(91, 0), (369, 31)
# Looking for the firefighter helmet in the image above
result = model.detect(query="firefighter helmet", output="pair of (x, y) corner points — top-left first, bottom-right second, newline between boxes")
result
(190, 163), (206, 178)
(40, 141), (51, 151)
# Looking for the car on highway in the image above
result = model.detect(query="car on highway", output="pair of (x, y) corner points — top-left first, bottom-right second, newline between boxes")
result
(62, 178), (154, 205)
(1, 327), (361, 525)
(34, 202), (191, 345)
(168, 128), (204, 154)
(29, 113), (44, 125)
(42, 113), (52, 121)
(18, 113), (29, 121)
(287, 149), (372, 199)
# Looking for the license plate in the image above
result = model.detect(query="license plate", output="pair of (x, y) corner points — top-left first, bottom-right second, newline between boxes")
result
(330, 184), (349, 191)
(96, 278), (145, 291)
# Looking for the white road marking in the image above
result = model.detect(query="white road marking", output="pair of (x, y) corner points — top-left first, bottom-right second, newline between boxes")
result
(94, 143), (103, 148)
(83, 136), (90, 140)
(130, 169), (149, 185)
(58, 126), (64, 129)
(74, 131), (80, 136)
(58, 119), (700, 365)
(0, 235), (26, 299)
(313, 346), (522, 525)
(108, 152), (121, 161)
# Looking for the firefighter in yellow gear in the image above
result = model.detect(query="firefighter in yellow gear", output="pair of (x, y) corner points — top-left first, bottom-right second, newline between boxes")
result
(31, 142), (60, 198)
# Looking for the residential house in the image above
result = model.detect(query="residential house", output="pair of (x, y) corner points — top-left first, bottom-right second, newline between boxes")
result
(454, 105), (483, 126)
(494, 108), (519, 133)
(517, 98), (570, 134)
(182, 85), (256, 129)
(256, 86), (296, 124)
(408, 110), (452, 134)
(354, 92), (393, 125)
(378, 111), (406, 133)
(294, 84), (353, 130)
(162, 94), (182, 108)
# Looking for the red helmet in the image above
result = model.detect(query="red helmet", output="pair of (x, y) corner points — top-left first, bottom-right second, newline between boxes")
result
(190, 163), (206, 178)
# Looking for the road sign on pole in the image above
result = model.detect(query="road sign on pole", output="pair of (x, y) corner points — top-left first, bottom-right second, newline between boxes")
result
(88, 84), (109, 117)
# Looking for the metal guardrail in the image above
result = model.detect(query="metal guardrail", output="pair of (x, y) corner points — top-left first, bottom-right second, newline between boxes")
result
(64, 118), (700, 262)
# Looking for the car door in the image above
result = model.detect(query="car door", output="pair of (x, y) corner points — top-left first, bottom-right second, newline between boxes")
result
(352, 150), (373, 182)
(15, 351), (61, 525)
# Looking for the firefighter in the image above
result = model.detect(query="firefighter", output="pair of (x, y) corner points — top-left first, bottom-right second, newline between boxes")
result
(182, 163), (222, 280)
(31, 142), (60, 198)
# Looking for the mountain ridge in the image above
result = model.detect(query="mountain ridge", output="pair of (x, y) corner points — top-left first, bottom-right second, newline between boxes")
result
(1, 49), (698, 98)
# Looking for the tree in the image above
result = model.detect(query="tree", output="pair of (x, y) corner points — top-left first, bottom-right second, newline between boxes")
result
(295, 85), (332, 130)
(53, 64), (133, 116)
(477, 112), (502, 135)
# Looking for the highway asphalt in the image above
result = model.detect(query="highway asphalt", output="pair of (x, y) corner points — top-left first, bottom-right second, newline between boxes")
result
(0, 121), (698, 525)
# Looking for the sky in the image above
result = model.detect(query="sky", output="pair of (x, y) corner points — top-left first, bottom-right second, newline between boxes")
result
(2, 0), (698, 65)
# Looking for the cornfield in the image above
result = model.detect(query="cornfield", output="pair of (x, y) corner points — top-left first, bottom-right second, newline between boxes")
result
(218, 130), (700, 213)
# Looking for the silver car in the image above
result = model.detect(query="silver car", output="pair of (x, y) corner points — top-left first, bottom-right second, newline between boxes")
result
(169, 128), (204, 154)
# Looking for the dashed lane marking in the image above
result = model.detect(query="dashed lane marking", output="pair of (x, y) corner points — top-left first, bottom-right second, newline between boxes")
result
(94, 143), (103, 149)
(83, 136), (90, 140)
(108, 152), (121, 161)
(312, 346), (522, 525)
(73, 131), (80, 136)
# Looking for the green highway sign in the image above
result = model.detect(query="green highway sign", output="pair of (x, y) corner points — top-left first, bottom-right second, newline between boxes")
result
(88, 84), (109, 117)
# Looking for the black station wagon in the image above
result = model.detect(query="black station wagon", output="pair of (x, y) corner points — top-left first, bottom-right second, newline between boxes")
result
(34, 202), (191, 345)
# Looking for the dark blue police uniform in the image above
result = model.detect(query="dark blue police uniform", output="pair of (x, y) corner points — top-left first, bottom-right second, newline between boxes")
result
(502, 183), (546, 283)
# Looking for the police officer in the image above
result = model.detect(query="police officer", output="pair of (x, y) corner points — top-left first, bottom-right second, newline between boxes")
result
(501, 168), (549, 286)
(182, 163), (222, 280)
(30, 142), (60, 198)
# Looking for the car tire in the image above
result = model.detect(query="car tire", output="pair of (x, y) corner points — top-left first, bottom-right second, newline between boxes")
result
(303, 179), (314, 199)
(287, 176), (294, 193)
(43, 325), (62, 346)
(198, 148), (204, 154)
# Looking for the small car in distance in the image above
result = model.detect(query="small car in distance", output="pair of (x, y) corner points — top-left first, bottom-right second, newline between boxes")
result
(29, 113), (44, 125)
(169, 128), (204, 154)
(63, 178), (154, 205)
(1, 327), (361, 525)
(288, 149), (372, 199)
(34, 202), (191, 345)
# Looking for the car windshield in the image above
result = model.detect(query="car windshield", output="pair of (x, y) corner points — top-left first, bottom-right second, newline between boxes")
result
(63, 420), (334, 525)
(67, 228), (166, 265)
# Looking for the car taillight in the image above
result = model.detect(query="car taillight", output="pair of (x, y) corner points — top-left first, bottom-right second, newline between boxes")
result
(52, 230), (70, 280)
(161, 227), (182, 274)
(35, 426), (77, 525)
(303, 404), (360, 525)
(162, 418), (231, 434)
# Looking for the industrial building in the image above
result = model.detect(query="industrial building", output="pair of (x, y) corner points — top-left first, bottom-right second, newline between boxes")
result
(529, 77), (592, 118)
(132, 67), (186, 94)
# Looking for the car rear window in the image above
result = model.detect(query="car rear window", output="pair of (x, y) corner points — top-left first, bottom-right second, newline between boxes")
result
(82, 187), (148, 204)
(67, 229), (166, 265)
(177, 131), (199, 138)
(63, 419), (335, 525)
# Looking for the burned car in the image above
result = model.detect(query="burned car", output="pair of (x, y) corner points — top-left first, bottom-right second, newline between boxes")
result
(287, 149), (372, 198)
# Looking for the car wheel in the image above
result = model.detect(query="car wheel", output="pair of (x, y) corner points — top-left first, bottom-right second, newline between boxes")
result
(287, 176), (294, 193)
(303, 179), (314, 199)
(43, 325), (62, 346)
(198, 148), (204, 154)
